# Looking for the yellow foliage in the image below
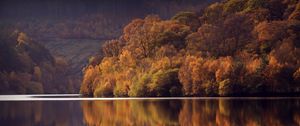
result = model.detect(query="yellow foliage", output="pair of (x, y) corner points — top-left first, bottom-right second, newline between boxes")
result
(80, 0), (300, 97)
(245, 58), (262, 74)
(119, 50), (136, 68)
(294, 68), (300, 85)
(99, 57), (118, 74)
(17, 32), (30, 45)
(33, 66), (42, 81)
(150, 57), (171, 72)
(215, 57), (234, 82)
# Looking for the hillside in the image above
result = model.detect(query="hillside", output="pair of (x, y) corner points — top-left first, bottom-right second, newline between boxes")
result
(0, 31), (76, 94)
(80, 0), (300, 97)
(0, 0), (218, 40)
(0, 0), (218, 94)
(41, 38), (103, 76)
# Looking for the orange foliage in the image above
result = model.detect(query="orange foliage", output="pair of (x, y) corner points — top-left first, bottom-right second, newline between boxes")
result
(81, 0), (300, 97)
(254, 21), (288, 42)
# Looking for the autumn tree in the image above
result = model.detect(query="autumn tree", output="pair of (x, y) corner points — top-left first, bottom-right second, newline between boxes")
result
(81, 0), (300, 97)
(223, 0), (246, 14)
(102, 39), (124, 57)
(171, 11), (201, 31)
(289, 1), (300, 20)
(187, 13), (253, 56)
(201, 2), (224, 24)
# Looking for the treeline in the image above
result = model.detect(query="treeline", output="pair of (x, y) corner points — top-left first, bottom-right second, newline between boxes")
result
(80, 0), (300, 97)
(0, 30), (77, 94)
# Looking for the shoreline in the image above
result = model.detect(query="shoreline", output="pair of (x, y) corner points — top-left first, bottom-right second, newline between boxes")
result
(1, 94), (300, 101)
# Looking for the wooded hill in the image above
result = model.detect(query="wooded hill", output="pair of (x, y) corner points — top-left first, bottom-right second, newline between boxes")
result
(80, 0), (300, 97)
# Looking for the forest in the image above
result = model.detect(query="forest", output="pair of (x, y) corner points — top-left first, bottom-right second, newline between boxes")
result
(0, 0), (216, 94)
(0, 30), (77, 94)
(80, 0), (300, 97)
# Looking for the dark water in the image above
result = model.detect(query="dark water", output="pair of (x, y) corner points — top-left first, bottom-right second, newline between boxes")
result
(1, 96), (300, 126)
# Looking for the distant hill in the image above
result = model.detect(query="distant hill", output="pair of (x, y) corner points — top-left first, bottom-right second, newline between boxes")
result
(0, 31), (77, 94)
(0, 0), (219, 39)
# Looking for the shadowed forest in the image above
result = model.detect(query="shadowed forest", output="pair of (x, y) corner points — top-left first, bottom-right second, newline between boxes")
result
(80, 0), (300, 97)
(0, 0), (300, 96)
(0, 31), (75, 93)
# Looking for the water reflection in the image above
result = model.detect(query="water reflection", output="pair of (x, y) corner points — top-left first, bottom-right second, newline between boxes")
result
(81, 99), (300, 126)
(81, 100), (182, 126)
(0, 101), (83, 126)
(177, 99), (300, 126)
(1, 98), (300, 126)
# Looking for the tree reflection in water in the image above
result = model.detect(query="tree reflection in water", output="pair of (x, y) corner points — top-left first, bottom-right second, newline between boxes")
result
(0, 101), (83, 126)
(81, 100), (182, 126)
(1, 99), (300, 126)
(81, 99), (300, 126)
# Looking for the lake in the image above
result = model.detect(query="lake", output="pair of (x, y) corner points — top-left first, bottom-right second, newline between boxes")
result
(0, 95), (300, 126)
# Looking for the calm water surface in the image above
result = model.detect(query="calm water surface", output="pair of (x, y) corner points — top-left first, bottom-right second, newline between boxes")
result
(0, 95), (300, 126)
